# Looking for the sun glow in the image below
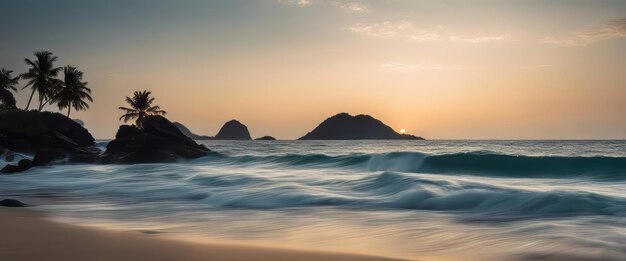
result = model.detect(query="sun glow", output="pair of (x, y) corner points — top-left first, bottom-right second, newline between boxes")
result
(400, 129), (406, 134)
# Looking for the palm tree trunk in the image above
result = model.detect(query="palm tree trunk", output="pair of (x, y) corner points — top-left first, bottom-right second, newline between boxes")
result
(67, 107), (71, 117)
(38, 98), (44, 111)
(39, 98), (49, 111)
(25, 88), (36, 110)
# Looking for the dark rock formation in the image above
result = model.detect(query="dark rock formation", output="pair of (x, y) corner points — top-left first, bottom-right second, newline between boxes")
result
(299, 113), (424, 140)
(102, 116), (210, 163)
(0, 110), (95, 153)
(173, 122), (213, 140)
(0, 199), (27, 207)
(0, 110), (100, 173)
(255, 136), (276, 140)
(1, 159), (34, 174)
(214, 120), (252, 140)
(1, 148), (79, 174)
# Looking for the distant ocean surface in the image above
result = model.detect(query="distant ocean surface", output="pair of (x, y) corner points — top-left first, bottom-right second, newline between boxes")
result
(2, 140), (626, 261)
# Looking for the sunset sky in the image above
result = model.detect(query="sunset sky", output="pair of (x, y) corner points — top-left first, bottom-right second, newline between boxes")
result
(2, 0), (625, 139)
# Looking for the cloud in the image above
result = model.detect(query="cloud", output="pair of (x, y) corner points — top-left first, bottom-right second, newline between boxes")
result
(378, 62), (464, 73)
(542, 18), (626, 47)
(332, 2), (370, 14)
(280, 0), (370, 13)
(280, 0), (312, 7)
(347, 21), (511, 43)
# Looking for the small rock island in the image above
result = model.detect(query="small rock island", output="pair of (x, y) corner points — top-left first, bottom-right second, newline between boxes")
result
(255, 136), (276, 140)
(299, 113), (424, 140)
(214, 120), (252, 140)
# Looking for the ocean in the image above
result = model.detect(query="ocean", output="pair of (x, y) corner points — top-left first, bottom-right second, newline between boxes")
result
(1, 140), (625, 261)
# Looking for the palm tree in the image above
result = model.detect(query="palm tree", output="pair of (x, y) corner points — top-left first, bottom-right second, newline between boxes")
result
(21, 51), (62, 110)
(49, 66), (93, 117)
(0, 68), (20, 109)
(118, 90), (166, 128)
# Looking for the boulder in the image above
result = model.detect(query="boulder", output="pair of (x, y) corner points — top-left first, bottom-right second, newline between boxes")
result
(0, 110), (101, 173)
(0, 110), (95, 153)
(102, 116), (210, 163)
(0, 148), (78, 174)
(214, 120), (252, 140)
(0, 199), (27, 207)
(299, 113), (424, 140)
(1, 159), (34, 174)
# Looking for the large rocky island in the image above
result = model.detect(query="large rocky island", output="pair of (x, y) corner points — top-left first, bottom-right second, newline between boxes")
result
(299, 113), (424, 140)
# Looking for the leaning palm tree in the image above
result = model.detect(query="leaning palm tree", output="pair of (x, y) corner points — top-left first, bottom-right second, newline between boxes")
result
(118, 90), (166, 128)
(21, 51), (62, 110)
(49, 66), (93, 117)
(0, 68), (20, 109)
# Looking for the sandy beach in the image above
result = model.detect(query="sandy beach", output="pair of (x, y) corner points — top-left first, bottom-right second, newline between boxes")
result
(0, 207), (408, 261)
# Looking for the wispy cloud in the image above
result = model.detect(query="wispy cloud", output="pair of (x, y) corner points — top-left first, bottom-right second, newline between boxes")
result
(347, 21), (511, 43)
(542, 18), (626, 47)
(332, 2), (370, 14)
(378, 62), (464, 73)
(280, 0), (312, 7)
(280, 0), (370, 14)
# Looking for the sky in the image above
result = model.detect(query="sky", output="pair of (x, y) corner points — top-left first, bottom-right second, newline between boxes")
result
(1, 0), (625, 139)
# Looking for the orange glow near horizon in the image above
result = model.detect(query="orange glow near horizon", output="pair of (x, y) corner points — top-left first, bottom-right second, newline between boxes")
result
(3, 1), (626, 139)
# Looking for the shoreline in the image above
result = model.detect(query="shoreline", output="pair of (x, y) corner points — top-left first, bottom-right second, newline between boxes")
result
(0, 207), (410, 261)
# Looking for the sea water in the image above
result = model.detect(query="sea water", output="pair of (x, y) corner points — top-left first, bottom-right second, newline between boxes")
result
(1, 140), (625, 260)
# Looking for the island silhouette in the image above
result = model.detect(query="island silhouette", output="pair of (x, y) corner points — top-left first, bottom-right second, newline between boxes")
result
(299, 113), (423, 140)
(1, 50), (425, 173)
(214, 120), (252, 140)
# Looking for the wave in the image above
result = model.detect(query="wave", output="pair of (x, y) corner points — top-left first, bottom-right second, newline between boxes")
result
(3, 157), (625, 218)
(202, 151), (626, 180)
(180, 171), (626, 216)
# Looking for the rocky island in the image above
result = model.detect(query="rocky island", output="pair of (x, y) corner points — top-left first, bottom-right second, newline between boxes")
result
(173, 122), (213, 140)
(255, 136), (276, 140)
(214, 120), (252, 140)
(299, 113), (424, 140)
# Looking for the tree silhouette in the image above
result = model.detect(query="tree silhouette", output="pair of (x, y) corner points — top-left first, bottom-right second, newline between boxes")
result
(118, 90), (166, 128)
(49, 66), (93, 117)
(0, 68), (20, 109)
(21, 51), (62, 110)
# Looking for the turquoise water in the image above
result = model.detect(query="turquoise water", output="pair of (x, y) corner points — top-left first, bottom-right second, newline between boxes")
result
(1, 140), (626, 260)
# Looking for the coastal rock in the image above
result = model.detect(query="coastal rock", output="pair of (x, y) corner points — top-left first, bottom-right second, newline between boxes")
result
(0, 110), (101, 173)
(214, 120), (252, 140)
(103, 116), (210, 163)
(173, 122), (213, 140)
(0, 148), (79, 174)
(1, 159), (34, 174)
(0, 110), (95, 153)
(255, 136), (276, 140)
(299, 113), (424, 140)
(0, 199), (27, 207)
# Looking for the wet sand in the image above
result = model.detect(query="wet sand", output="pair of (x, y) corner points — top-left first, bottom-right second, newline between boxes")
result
(0, 208), (408, 261)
